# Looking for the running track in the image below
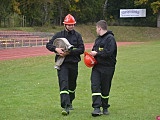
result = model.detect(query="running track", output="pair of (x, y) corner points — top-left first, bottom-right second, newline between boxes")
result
(0, 42), (142, 61)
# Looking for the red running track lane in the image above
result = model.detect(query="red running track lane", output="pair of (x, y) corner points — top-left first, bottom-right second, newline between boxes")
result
(0, 42), (143, 61)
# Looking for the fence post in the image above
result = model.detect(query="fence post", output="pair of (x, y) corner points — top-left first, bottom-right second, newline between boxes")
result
(42, 38), (43, 46)
(5, 40), (7, 49)
(36, 38), (37, 46)
(22, 39), (23, 47)
(29, 38), (30, 47)
(14, 39), (15, 48)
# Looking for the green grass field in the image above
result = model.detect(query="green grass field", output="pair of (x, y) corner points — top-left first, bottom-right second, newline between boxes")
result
(0, 41), (160, 120)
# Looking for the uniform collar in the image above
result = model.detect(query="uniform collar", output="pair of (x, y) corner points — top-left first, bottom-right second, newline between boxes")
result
(64, 29), (75, 34)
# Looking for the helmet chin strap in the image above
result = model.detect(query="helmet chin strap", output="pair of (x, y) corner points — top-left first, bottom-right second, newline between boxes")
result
(65, 25), (71, 32)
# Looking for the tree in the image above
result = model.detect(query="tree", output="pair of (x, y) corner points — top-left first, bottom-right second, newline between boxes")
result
(18, 0), (54, 26)
(134, 0), (160, 27)
(76, 0), (105, 23)
(103, 0), (108, 19)
(0, 0), (22, 27)
(0, 0), (12, 19)
(12, 0), (21, 14)
(151, 1), (160, 27)
(105, 0), (137, 25)
(1, 0), (158, 27)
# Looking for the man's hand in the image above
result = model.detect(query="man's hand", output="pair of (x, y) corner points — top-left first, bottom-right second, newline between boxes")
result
(55, 48), (64, 55)
(55, 48), (69, 57)
(61, 51), (70, 57)
(90, 51), (97, 57)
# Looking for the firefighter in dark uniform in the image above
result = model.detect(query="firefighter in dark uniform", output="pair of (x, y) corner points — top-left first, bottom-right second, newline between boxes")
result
(46, 14), (85, 116)
(90, 20), (117, 117)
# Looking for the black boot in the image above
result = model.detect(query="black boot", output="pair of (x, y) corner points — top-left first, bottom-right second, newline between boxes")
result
(69, 104), (74, 110)
(61, 107), (69, 116)
(103, 108), (109, 115)
(91, 108), (102, 117)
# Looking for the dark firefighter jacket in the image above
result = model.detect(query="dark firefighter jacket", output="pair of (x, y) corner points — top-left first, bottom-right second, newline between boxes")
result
(92, 31), (117, 67)
(46, 30), (85, 63)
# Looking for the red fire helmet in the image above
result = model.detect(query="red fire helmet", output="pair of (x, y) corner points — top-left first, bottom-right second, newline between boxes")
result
(63, 14), (76, 25)
(84, 52), (97, 68)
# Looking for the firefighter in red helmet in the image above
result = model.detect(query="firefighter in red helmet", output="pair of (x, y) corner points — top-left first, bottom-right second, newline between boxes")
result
(46, 14), (85, 116)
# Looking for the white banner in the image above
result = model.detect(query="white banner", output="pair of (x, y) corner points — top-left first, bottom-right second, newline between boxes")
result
(120, 9), (146, 18)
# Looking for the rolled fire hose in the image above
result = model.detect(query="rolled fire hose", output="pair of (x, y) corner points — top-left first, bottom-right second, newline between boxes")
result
(53, 38), (73, 70)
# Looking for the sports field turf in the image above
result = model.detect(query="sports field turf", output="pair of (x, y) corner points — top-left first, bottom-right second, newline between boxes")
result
(0, 41), (160, 120)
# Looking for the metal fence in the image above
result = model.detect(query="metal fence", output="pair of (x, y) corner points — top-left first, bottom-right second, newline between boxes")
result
(0, 37), (49, 49)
